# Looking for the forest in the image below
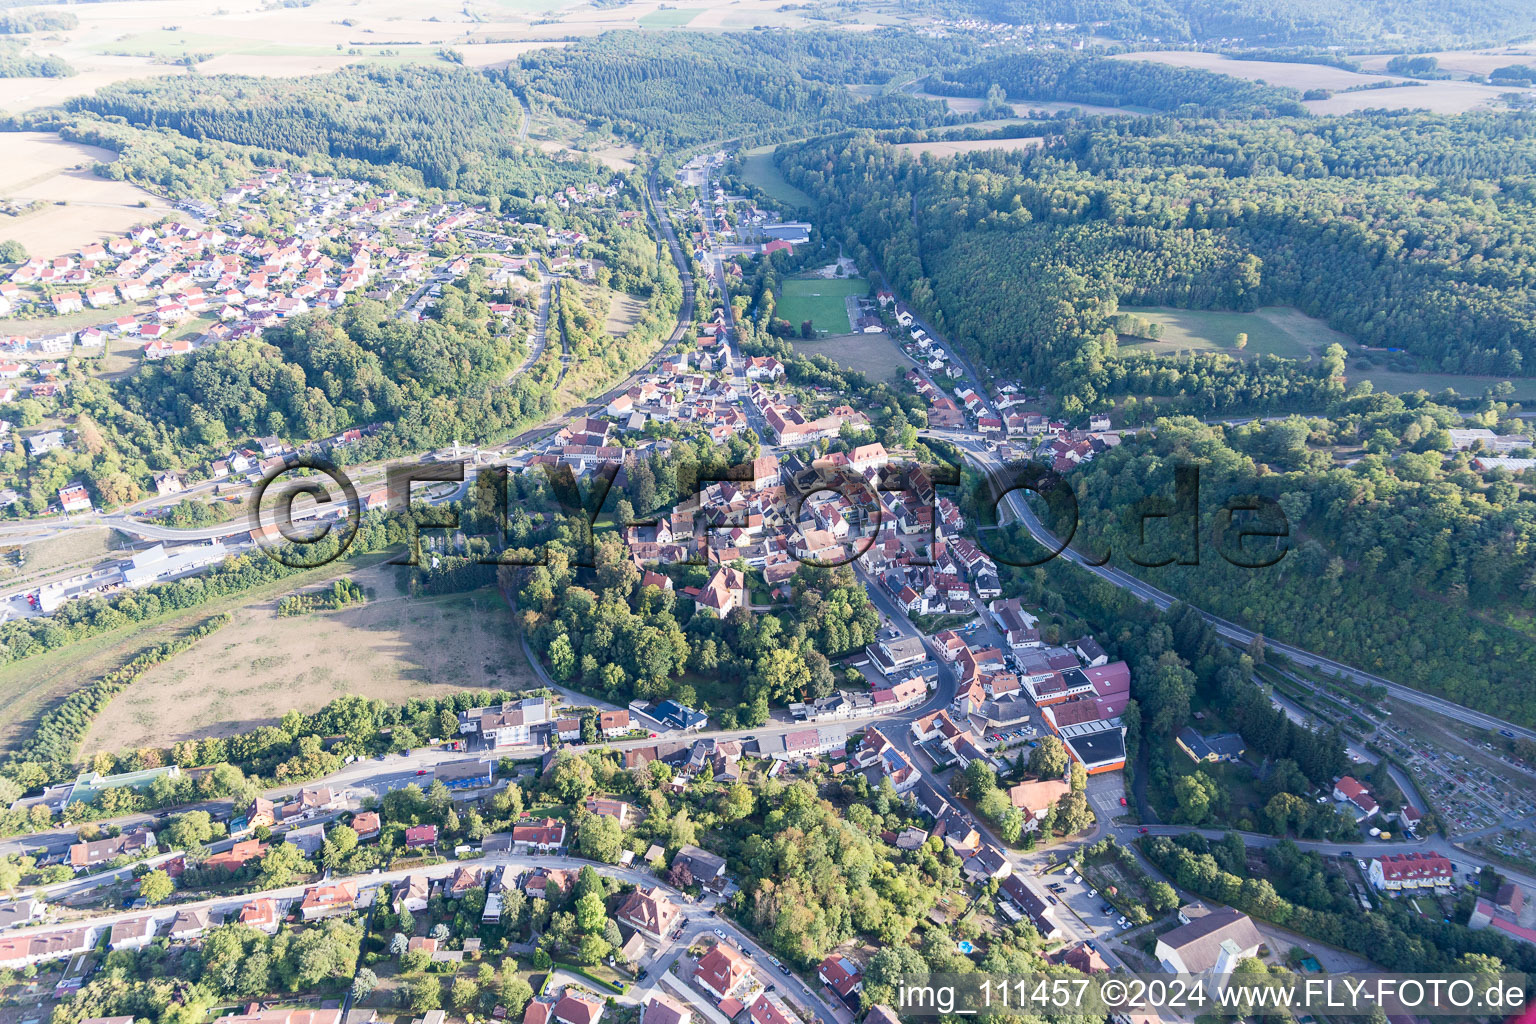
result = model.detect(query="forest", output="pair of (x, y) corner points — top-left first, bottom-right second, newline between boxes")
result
(0, 42), (72, 77)
(512, 30), (975, 150)
(1043, 408), (1536, 727)
(931, 0), (1536, 48)
(776, 109), (1536, 417)
(64, 65), (596, 202)
(924, 52), (1308, 117)
(0, 10), (78, 32)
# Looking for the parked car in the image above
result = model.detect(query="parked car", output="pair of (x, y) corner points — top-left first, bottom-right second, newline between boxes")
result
(714, 928), (726, 939)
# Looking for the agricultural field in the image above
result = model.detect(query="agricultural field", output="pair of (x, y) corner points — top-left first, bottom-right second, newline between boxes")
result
(0, 133), (177, 256)
(638, 6), (700, 28)
(1304, 83), (1519, 115)
(775, 275), (867, 335)
(1115, 50), (1529, 114)
(1352, 48), (1536, 77)
(914, 91), (1145, 118)
(1118, 305), (1346, 361)
(792, 330), (915, 382)
(740, 145), (813, 209)
(1114, 51), (1389, 91)
(81, 562), (535, 754)
(892, 136), (1046, 158)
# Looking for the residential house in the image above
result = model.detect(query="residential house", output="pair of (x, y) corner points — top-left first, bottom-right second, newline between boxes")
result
(238, 898), (280, 934)
(69, 830), (155, 872)
(202, 839), (266, 872)
(1334, 776), (1380, 819)
(584, 798), (638, 827)
(1007, 779), (1070, 830)
(109, 916), (157, 951)
(511, 818), (566, 852)
(554, 993), (603, 1024)
(285, 824), (325, 857)
(642, 994), (691, 1024)
(694, 941), (755, 1002)
(751, 993), (795, 1024)
(300, 881), (357, 921)
(818, 955), (863, 1003)
(0, 898), (44, 931)
(963, 844), (1013, 883)
(616, 886), (681, 942)
(1368, 852), (1453, 891)
(672, 845), (727, 887)
(866, 635), (926, 677)
(0, 926), (98, 969)
(168, 908), (210, 941)
(447, 866), (483, 899)
(685, 564), (747, 616)
(394, 874), (431, 913)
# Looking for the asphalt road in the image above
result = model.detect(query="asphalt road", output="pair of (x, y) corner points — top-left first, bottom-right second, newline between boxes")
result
(942, 438), (1536, 744)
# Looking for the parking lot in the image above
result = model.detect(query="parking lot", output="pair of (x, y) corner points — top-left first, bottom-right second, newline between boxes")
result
(1037, 860), (1127, 939)
(1086, 771), (1127, 824)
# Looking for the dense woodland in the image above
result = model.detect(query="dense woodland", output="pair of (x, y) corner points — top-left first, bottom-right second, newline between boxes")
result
(513, 31), (974, 150)
(932, 0), (1536, 48)
(1052, 408), (1536, 726)
(0, 10), (77, 32)
(778, 109), (1536, 417)
(925, 52), (1308, 117)
(0, 42), (72, 77)
(66, 65), (598, 203)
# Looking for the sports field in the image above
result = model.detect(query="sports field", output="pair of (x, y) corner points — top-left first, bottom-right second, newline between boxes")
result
(775, 276), (866, 335)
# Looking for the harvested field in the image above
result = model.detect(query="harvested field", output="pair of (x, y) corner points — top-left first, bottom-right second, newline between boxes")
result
(1352, 49), (1536, 77)
(892, 136), (1046, 158)
(0, 132), (176, 256)
(1304, 83), (1516, 115)
(1114, 50), (1525, 114)
(1114, 50), (1386, 91)
(914, 91), (1143, 118)
(81, 562), (534, 754)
